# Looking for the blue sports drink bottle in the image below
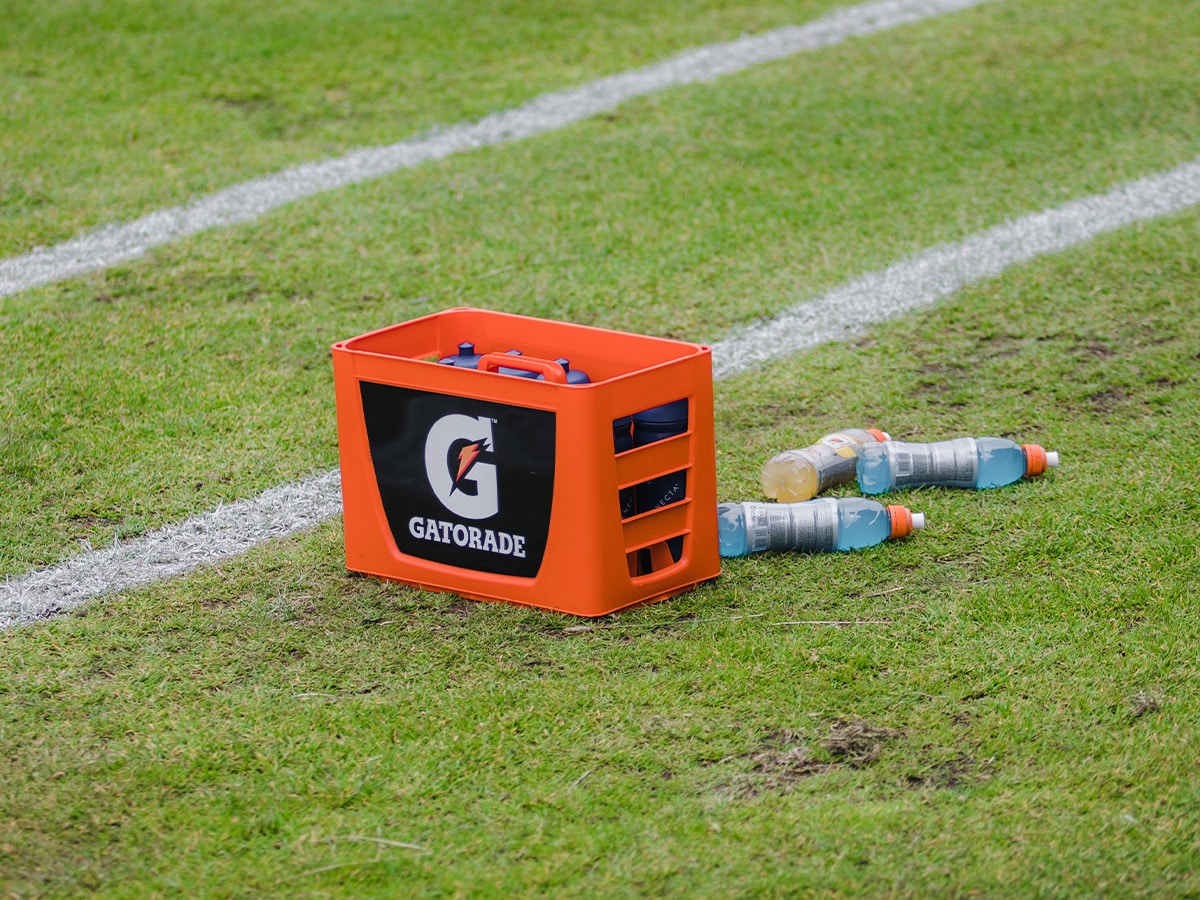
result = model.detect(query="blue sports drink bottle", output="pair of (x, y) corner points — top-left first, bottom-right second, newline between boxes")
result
(718, 497), (924, 557)
(856, 437), (1059, 494)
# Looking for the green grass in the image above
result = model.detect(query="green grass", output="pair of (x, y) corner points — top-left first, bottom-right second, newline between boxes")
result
(0, 0), (842, 258)
(3, 0), (1200, 895)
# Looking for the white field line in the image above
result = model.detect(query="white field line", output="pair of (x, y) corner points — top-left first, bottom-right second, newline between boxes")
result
(0, 0), (992, 299)
(710, 157), (1200, 377)
(4, 155), (1200, 628)
(1, 473), (344, 627)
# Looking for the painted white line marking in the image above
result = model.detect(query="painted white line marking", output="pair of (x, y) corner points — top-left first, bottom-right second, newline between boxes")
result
(4, 155), (1200, 629)
(0, 0), (991, 299)
(711, 157), (1200, 378)
(1, 472), (343, 627)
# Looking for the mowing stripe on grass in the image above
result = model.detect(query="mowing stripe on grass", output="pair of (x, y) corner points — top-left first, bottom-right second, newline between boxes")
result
(3, 155), (1199, 629)
(0, 0), (991, 299)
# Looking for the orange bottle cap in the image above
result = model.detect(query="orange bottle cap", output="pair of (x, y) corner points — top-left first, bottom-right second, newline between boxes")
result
(1022, 444), (1047, 476)
(886, 505), (912, 539)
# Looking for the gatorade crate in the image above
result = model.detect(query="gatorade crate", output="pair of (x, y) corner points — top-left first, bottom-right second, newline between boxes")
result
(331, 306), (720, 617)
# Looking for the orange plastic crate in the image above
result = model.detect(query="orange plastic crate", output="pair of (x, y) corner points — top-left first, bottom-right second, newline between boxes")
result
(331, 307), (720, 617)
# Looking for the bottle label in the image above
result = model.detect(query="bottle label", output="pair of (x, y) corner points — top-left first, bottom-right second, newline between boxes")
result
(894, 437), (978, 488)
(806, 436), (860, 492)
(745, 499), (838, 553)
(823, 434), (862, 460)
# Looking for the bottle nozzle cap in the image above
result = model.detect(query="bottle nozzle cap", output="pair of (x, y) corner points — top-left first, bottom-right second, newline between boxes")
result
(1022, 444), (1057, 476)
(866, 428), (891, 442)
(886, 505), (920, 539)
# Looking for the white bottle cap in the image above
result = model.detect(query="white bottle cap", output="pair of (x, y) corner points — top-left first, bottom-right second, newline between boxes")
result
(1046, 451), (1060, 468)
(911, 511), (926, 531)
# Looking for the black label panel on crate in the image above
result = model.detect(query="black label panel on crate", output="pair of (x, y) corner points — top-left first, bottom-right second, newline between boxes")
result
(360, 382), (556, 577)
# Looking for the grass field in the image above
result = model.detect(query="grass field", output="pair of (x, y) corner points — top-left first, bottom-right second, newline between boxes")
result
(2, 0), (1199, 895)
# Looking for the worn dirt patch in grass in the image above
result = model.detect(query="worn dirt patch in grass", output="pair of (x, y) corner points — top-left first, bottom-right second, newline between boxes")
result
(1127, 690), (1163, 718)
(904, 754), (986, 791)
(719, 719), (905, 798)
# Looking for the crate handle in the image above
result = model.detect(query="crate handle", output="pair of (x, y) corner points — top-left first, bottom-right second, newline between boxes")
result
(478, 353), (568, 383)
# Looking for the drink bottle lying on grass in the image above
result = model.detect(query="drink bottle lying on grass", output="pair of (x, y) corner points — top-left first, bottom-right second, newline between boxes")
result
(760, 427), (890, 502)
(856, 437), (1059, 494)
(717, 497), (924, 557)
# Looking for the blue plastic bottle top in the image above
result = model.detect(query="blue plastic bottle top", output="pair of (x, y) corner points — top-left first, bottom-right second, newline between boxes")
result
(632, 399), (688, 442)
(856, 437), (1060, 494)
(438, 341), (484, 368)
(717, 497), (924, 557)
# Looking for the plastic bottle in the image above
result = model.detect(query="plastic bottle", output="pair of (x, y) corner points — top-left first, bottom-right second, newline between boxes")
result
(612, 415), (636, 520)
(761, 427), (891, 502)
(633, 399), (689, 563)
(439, 344), (590, 383)
(717, 497), (924, 557)
(437, 343), (531, 376)
(856, 437), (1060, 494)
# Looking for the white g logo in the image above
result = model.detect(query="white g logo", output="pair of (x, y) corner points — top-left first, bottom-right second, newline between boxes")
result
(424, 414), (499, 520)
